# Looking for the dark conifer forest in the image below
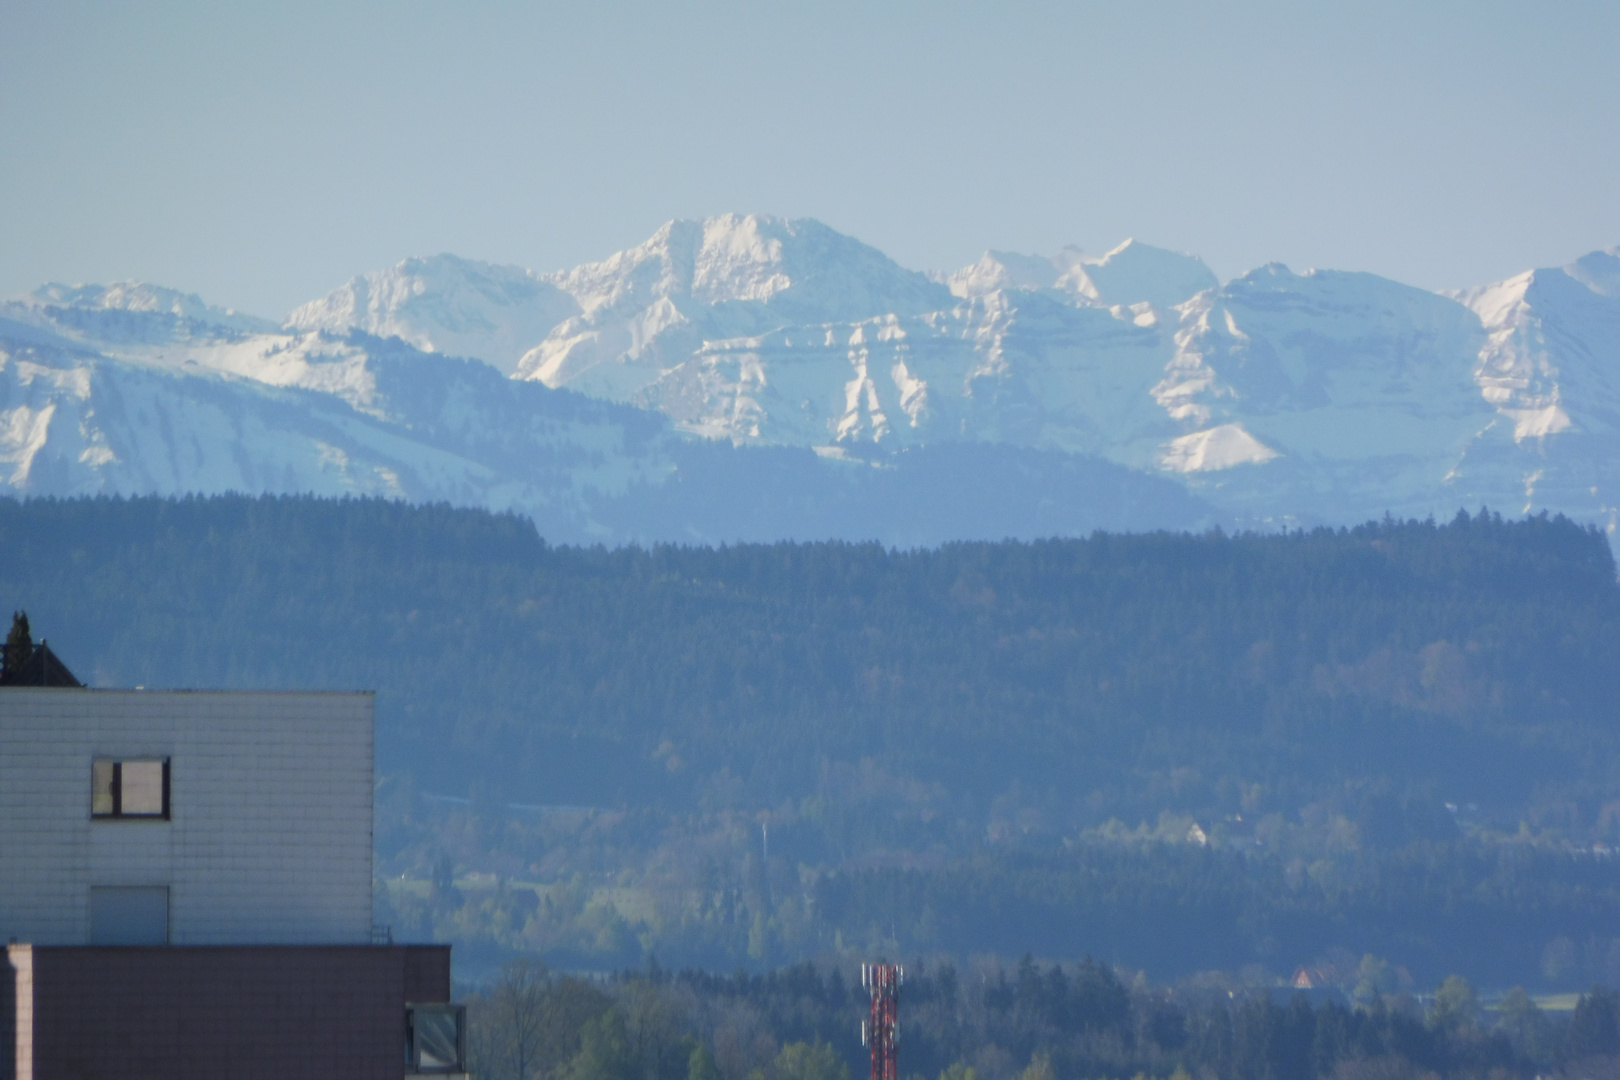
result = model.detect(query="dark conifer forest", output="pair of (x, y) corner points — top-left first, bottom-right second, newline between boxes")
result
(4, 495), (1620, 992)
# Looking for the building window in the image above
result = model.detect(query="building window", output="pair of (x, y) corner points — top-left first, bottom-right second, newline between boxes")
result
(405, 1004), (467, 1072)
(92, 758), (170, 819)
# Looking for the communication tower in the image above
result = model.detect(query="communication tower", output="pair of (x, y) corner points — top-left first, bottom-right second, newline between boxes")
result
(860, 963), (902, 1080)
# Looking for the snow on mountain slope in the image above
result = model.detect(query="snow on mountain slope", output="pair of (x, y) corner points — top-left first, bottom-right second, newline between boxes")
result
(1453, 252), (1620, 442)
(0, 330), (680, 537)
(284, 216), (953, 404)
(287, 222), (1213, 455)
(947, 239), (1218, 312)
(513, 215), (953, 401)
(26, 282), (282, 336)
(2, 290), (383, 411)
(287, 254), (579, 376)
(0, 335), (390, 498)
(509, 228), (1224, 458)
(1139, 264), (1506, 523)
(1071, 240), (1220, 311)
(1444, 252), (1620, 524)
(1, 291), (1210, 545)
(644, 288), (1176, 454)
(1563, 247), (1620, 298)
(947, 250), (1070, 297)
(11, 222), (1620, 543)
(1159, 265), (1487, 462)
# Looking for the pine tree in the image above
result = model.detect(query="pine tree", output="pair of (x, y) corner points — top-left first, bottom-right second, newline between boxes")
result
(1567, 987), (1620, 1060)
(2, 611), (31, 682)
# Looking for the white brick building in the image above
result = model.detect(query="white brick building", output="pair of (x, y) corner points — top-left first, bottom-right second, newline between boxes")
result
(0, 688), (374, 946)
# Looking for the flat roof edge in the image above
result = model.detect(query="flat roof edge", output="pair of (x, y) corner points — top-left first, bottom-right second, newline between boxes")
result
(0, 687), (376, 696)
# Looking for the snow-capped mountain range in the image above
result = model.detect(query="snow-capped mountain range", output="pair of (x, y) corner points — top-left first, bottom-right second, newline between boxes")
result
(4, 213), (1618, 544)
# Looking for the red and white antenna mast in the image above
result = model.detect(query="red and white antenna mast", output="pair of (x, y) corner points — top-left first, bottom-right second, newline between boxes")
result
(860, 964), (902, 1080)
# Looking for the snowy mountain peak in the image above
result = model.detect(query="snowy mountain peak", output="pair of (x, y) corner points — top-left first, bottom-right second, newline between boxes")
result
(513, 216), (951, 396)
(550, 214), (948, 316)
(8, 229), (1620, 545)
(546, 215), (798, 313)
(24, 281), (279, 334)
(948, 239), (1216, 312)
(286, 254), (578, 376)
(946, 250), (1068, 296)
(1451, 249), (1620, 445)
(1564, 246), (1620, 298)
(691, 214), (791, 303)
(1066, 239), (1218, 311)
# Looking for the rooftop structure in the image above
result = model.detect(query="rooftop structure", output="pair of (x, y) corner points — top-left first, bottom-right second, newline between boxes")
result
(0, 613), (79, 689)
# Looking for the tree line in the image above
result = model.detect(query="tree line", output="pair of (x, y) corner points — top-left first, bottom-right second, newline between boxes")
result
(6, 494), (1620, 985)
(465, 957), (1620, 1080)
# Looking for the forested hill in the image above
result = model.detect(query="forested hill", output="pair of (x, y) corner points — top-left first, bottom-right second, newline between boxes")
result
(4, 495), (1614, 819)
(6, 496), (1620, 982)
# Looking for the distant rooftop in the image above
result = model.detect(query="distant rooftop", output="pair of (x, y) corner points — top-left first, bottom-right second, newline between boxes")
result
(0, 611), (82, 687)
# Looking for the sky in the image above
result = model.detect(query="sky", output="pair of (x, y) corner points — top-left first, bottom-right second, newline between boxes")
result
(2, 1), (1617, 319)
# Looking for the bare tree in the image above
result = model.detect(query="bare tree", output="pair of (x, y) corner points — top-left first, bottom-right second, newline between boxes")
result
(467, 960), (615, 1080)
(469, 960), (555, 1080)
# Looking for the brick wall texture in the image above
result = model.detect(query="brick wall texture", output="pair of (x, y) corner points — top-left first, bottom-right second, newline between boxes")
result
(0, 689), (374, 945)
(4, 944), (450, 1080)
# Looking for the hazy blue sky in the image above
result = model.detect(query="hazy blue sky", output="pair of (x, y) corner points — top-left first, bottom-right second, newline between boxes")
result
(3, 1), (1617, 317)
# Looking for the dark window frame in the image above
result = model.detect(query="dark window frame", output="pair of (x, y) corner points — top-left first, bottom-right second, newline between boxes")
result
(405, 1003), (467, 1072)
(91, 758), (171, 820)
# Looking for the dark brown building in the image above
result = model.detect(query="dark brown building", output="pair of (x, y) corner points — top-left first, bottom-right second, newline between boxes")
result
(4, 943), (460, 1079)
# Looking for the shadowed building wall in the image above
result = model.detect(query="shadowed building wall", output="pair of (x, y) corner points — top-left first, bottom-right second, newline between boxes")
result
(4, 944), (449, 1080)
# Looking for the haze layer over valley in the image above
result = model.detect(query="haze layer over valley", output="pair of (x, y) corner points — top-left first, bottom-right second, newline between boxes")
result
(4, 214), (1618, 542)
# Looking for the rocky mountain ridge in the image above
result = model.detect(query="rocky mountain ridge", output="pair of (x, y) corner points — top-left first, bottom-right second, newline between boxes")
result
(4, 215), (1618, 541)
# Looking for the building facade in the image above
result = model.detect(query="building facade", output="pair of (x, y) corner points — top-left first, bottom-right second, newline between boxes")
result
(0, 689), (374, 947)
(0, 685), (462, 1079)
